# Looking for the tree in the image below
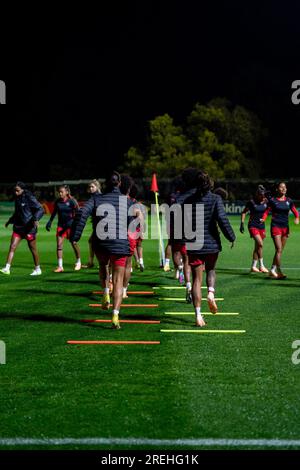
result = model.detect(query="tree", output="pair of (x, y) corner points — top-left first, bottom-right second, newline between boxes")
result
(122, 99), (266, 179)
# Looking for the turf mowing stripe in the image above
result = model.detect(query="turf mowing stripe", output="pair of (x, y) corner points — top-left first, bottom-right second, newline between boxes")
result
(93, 291), (154, 295)
(89, 304), (159, 308)
(81, 319), (160, 324)
(153, 286), (207, 289)
(160, 329), (246, 334)
(0, 437), (299, 447)
(164, 312), (239, 315)
(67, 341), (160, 345)
(159, 297), (224, 301)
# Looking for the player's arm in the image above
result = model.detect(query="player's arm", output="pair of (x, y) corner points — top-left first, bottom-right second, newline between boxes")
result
(5, 213), (15, 228)
(70, 196), (95, 242)
(261, 207), (271, 223)
(46, 201), (58, 231)
(215, 196), (236, 244)
(240, 205), (249, 233)
(28, 194), (45, 227)
(290, 201), (300, 224)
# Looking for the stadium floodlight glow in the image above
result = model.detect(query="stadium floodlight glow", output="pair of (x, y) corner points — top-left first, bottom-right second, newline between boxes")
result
(0, 81), (6, 104)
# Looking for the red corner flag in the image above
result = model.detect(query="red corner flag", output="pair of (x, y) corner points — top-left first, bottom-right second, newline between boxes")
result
(150, 172), (159, 193)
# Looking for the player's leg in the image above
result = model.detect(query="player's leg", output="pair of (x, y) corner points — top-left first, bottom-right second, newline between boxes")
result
(54, 236), (64, 272)
(27, 238), (42, 275)
(123, 255), (132, 298)
(191, 263), (206, 327)
(137, 242), (144, 271)
(270, 235), (282, 278)
(250, 238), (260, 272)
(182, 250), (192, 303)
(0, 234), (22, 274)
(111, 260), (126, 329)
(71, 240), (81, 271)
(277, 235), (288, 278)
(172, 246), (184, 283)
(164, 241), (172, 271)
(87, 235), (95, 267)
(82, 235), (95, 268)
(95, 251), (111, 309)
(205, 254), (218, 314)
(254, 235), (268, 272)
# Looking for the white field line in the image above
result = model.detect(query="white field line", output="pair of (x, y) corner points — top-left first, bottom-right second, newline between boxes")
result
(0, 437), (299, 447)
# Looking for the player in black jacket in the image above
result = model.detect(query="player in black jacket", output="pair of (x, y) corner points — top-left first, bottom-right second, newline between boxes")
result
(185, 171), (235, 327)
(71, 172), (134, 329)
(46, 185), (81, 272)
(1, 182), (44, 276)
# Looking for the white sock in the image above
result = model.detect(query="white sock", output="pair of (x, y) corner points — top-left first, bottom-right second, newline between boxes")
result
(186, 281), (192, 290)
(271, 265), (277, 272)
(195, 306), (202, 321)
(252, 260), (258, 268)
(58, 258), (63, 268)
(139, 258), (144, 265)
(208, 287), (215, 298)
(112, 309), (119, 316)
(123, 287), (127, 296)
(104, 287), (109, 295)
(165, 258), (170, 266)
(178, 264), (183, 271)
(35, 265), (40, 271)
(259, 258), (264, 268)
(5, 263), (11, 270)
(76, 258), (81, 264)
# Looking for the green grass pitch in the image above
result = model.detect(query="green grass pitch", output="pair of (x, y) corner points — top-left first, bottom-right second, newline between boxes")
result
(0, 214), (300, 450)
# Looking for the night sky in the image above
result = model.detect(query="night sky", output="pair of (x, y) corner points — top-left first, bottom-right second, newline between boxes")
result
(1, 1), (300, 182)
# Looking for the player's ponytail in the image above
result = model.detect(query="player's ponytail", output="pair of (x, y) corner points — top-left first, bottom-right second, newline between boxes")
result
(196, 170), (213, 196)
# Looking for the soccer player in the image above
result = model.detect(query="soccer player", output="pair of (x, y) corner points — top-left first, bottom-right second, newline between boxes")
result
(264, 182), (299, 279)
(185, 171), (236, 327)
(0, 182), (44, 276)
(164, 176), (184, 275)
(82, 179), (102, 269)
(71, 171), (134, 329)
(170, 169), (198, 302)
(240, 186), (269, 273)
(46, 184), (81, 272)
(129, 183), (145, 272)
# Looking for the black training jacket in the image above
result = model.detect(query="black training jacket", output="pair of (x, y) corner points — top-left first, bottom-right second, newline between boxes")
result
(8, 191), (44, 232)
(184, 190), (236, 254)
(71, 187), (133, 255)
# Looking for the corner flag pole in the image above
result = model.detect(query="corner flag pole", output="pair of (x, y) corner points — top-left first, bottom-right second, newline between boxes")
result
(151, 173), (165, 267)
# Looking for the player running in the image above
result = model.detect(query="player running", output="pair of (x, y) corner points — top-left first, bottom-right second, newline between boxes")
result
(185, 171), (236, 327)
(82, 179), (102, 269)
(240, 186), (269, 273)
(0, 182), (44, 276)
(46, 184), (81, 272)
(264, 182), (299, 279)
(71, 171), (134, 329)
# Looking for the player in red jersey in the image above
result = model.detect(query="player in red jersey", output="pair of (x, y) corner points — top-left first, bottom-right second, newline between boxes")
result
(240, 186), (269, 273)
(263, 182), (299, 279)
(46, 185), (81, 272)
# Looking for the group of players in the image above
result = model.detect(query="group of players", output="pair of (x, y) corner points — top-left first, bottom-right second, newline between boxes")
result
(0, 171), (299, 328)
